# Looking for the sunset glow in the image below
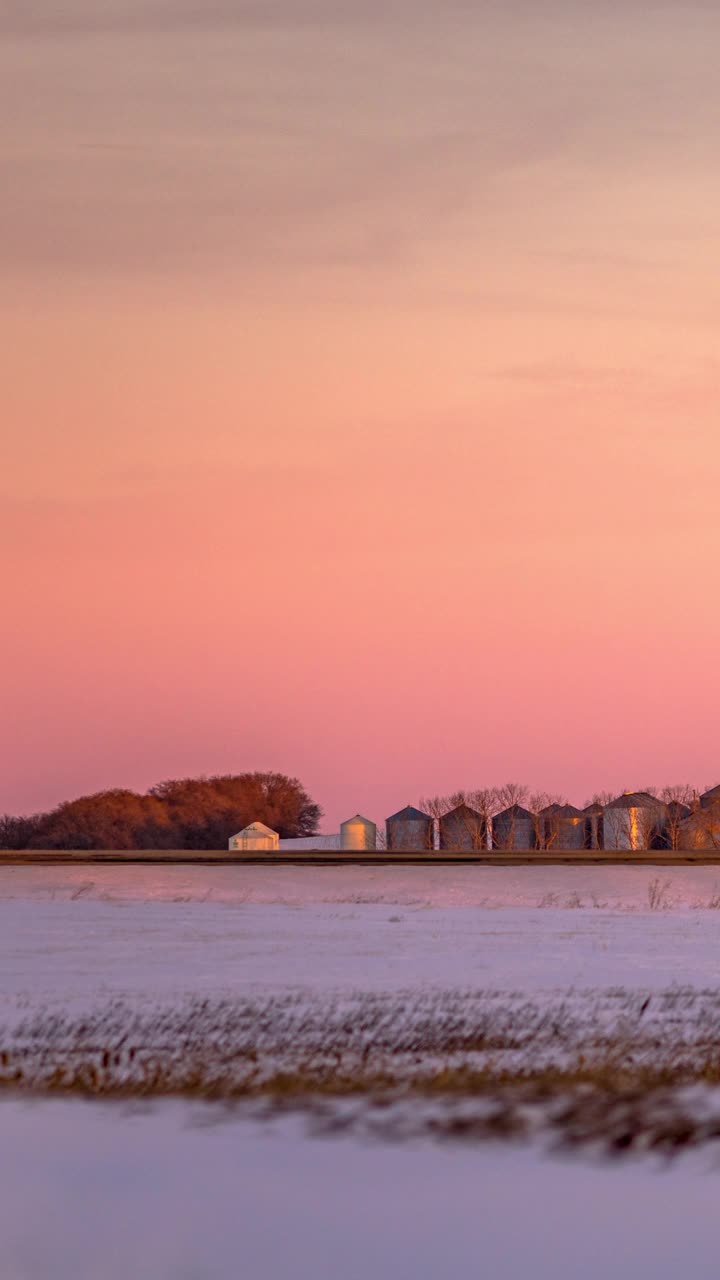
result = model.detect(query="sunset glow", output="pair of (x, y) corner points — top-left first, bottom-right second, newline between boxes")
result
(3, 1), (720, 826)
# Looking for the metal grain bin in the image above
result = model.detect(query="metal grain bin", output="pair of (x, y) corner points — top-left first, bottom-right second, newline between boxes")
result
(542, 804), (585, 850)
(386, 805), (433, 851)
(491, 805), (535, 851)
(438, 804), (487, 851)
(582, 803), (604, 850)
(603, 793), (667, 851)
(536, 803), (562, 849)
(340, 814), (377, 851)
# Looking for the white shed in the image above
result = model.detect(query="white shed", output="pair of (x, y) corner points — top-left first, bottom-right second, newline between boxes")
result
(228, 822), (279, 852)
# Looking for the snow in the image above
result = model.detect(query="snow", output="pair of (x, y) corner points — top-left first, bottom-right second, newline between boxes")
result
(3, 864), (720, 1278)
(4, 861), (720, 910)
(1, 865), (720, 1012)
(0, 1099), (718, 1280)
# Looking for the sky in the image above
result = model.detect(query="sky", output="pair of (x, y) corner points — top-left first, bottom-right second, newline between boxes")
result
(3, 0), (720, 828)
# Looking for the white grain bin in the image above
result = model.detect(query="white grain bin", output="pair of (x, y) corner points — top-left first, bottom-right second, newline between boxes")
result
(602, 793), (667, 851)
(340, 814), (377, 851)
(228, 821), (279, 852)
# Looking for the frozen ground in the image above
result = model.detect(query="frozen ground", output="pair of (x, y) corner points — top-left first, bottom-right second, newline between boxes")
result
(1, 1098), (719, 1280)
(5, 861), (720, 909)
(2, 865), (720, 1011)
(3, 866), (720, 1277)
(1, 866), (720, 1107)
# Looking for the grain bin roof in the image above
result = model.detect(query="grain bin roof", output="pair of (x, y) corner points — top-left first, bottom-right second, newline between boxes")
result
(387, 805), (431, 822)
(701, 785), (720, 805)
(583, 803), (604, 815)
(494, 804), (534, 820)
(553, 805), (584, 819)
(666, 800), (691, 816)
(606, 792), (663, 809)
(441, 803), (483, 822)
(538, 803), (563, 816)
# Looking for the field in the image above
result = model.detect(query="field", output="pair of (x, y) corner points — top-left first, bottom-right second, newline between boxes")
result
(4, 864), (720, 1277)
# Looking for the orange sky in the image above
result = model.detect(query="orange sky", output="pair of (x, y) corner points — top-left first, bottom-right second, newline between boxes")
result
(3, 1), (720, 826)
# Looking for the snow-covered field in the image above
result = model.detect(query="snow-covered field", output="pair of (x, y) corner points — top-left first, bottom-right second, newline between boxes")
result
(2, 1099), (720, 1280)
(3, 865), (720, 1277)
(2, 864), (720, 1006)
(5, 861), (720, 910)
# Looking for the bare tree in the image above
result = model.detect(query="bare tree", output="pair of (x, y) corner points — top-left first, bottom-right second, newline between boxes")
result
(660, 784), (696, 851)
(491, 785), (534, 851)
(686, 795), (720, 850)
(462, 788), (500, 850)
(602, 792), (667, 851)
(418, 792), (488, 851)
(529, 792), (567, 849)
(496, 782), (530, 810)
(586, 791), (618, 809)
(417, 794), (454, 850)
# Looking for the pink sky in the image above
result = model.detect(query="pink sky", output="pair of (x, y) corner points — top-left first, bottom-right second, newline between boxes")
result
(3, 2), (720, 828)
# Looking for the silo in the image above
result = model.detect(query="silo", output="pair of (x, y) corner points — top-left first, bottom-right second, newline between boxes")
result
(689, 787), (720, 849)
(603, 793), (667, 851)
(491, 805), (535, 851)
(663, 800), (691, 850)
(386, 805), (433, 851)
(439, 804), (487, 851)
(582, 803), (604, 850)
(537, 803), (562, 849)
(549, 804), (586, 851)
(700, 785), (720, 810)
(340, 814), (377, 851)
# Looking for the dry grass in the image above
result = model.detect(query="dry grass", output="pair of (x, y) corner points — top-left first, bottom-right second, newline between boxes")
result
(4, 989), (720, 1152)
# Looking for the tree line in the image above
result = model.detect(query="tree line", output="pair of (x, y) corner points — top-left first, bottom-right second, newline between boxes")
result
(0, 773), (322, 851)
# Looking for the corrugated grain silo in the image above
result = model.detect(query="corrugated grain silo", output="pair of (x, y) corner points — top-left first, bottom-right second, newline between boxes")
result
(545, 804), (586, 850)
(536, 803), (562, 849)
(438, 804), (487, 851)
(603, 793), (667, 850)
(386, 805), (433, 851)
(583, 803), (604, 850)
(700, 785), (720, 810)
(662, 800), (691, 850)
(340, 814), (377, 851)
(491, 805), (535, 851)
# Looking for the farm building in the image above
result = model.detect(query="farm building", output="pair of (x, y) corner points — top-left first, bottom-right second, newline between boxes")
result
(278, 834), (341, 850)
(386, 805), (433, 851)
(438, 804), (487, 851)
(700, 785), (720, 809)
(680, 793), (720, 850)
(228, 822), (279, 852)
(340, 814), (377, 851)
(582, 803), (604, 850)
(602, 793), (667, 851)
(664, 800), (692, 850)
(539, 804), (586, 850)
(492, 805), (535, 851)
